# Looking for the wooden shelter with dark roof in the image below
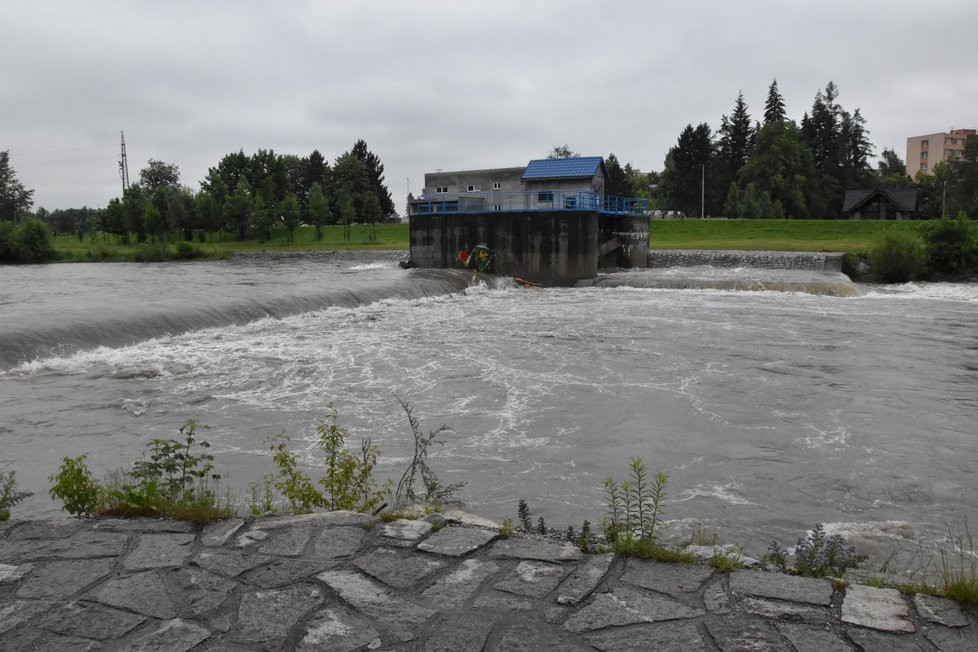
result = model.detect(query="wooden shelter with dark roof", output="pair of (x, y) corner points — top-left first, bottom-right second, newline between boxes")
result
(842, 188), (918, 220)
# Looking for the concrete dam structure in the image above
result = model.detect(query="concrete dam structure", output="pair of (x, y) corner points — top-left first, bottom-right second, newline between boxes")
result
(409, 210), (649, 286)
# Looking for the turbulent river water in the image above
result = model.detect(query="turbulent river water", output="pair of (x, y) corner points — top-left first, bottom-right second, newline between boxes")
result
(1, 256), (976, 562)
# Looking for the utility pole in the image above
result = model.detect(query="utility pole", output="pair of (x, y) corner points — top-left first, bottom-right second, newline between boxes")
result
(118, 131), (130, 194)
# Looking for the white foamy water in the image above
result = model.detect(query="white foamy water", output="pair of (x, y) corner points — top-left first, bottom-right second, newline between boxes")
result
(1, 261), (976, 560)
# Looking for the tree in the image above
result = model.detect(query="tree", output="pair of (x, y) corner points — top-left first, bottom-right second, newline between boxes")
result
(547, 145), (579, 159)
(0, 151), (35, 222)
(763, 79), (786, 124)
(308, 182), (331, 241)
(716, 91), (756, 212)
(122, 185), (148, 242)
(604, 154), (630, 197)
(251, 195), (275, 243)
(657, 123), (715, 216)
(331, 152), (371, 223)
(338, 192), (355, 241)
(102, 197), (128, 241)
(202, 151), (248, 202)
(362, 193), (381, 241)
(138, 159), (181, 195)
(877, 148), (908, 181)
(225, 177), (253, 240)
(736, 120), (816, 218)
(281, 193), (301, 243)
(142, 203), (167, 242)
(350, 140), (395, 217)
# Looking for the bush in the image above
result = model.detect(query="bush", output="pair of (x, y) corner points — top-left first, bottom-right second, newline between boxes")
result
(925, 214), (977, 276)
(869, 231), (927, 283)
(1, 470), (33, 521)
(174, 241), (204, 260)
(0, 219), (57, 263)
(133, 242), (172, 262)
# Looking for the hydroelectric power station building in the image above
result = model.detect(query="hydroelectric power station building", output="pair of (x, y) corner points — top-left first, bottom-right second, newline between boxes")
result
(407, 157), (649, 286)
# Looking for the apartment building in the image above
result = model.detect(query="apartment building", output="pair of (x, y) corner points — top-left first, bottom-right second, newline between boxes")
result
(906, 128), (975, 176)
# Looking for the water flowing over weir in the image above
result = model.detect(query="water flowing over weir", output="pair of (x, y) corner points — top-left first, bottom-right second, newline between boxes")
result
(1, 257), (976, 565)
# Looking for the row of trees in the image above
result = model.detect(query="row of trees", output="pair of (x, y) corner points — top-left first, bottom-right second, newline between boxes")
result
(14, 141), (396, 244)
(655, 80), (978, 220)
(657, 80), (879, 218)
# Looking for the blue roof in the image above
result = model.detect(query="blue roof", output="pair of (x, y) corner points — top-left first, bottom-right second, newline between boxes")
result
(522, 156), (605, 181)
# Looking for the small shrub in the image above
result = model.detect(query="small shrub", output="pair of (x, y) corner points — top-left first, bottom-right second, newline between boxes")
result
(499, 517), (514, 539)
(709, 550), (743, 573)
(248, 475), (276, 517)
(130, 419), (219, 497)
(392, 395), (464, 507)
(925, 214), (977, 276)
(869, 231), (927, 283)
(766, 524), (864, 578)
(518, 499), (532, 532)
(14, 219), (56, 262)
(49, 455), (103, 516)
(577, 521), (595, 553)
(174, 240), (204, 260)
(940, 519), (978, 605)
(610, 531), (695, 563)
(133, 242), (171, 262)
(267, 432), (324, 514)
(0, 470), (33, 521)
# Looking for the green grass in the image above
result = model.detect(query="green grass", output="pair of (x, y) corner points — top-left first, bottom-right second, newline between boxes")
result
(50, 219), (960, 262)
(53, 223), (410, 262)
(650, 219), (932, 254)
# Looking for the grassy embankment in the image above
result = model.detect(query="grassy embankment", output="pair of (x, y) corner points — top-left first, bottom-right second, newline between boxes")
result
(52, 219), (936, 261)
(649, 219), (931, 255)
(53, 224), (410, 262)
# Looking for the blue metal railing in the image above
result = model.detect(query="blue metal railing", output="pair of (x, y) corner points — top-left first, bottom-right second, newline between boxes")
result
(409, 190), (648, 216)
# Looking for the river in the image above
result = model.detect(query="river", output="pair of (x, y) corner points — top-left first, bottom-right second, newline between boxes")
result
(1, 256), (976, 565)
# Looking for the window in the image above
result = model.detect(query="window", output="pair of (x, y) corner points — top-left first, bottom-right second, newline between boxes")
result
(921, 162), (928, 170)
(435, 187), (448, 194)
(957, 138), (964, 145)
(537, 191), (554, 203)
(466, 184), (481, 192)
(494, 203), (502, 211)
(492, 182), (501, 190)
(921, 140), (929, 147)
(921, 151), (928, 158)
(564, 196), (577, 209)
(946, 150), (954, 157)
(946, 138), (953, 145)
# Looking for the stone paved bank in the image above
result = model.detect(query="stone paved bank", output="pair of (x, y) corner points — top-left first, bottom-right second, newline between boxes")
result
(1, 513), (975, 651)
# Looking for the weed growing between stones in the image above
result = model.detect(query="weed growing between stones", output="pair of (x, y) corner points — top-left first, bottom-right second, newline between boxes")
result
(764, 523), (864, 578)
(392, 395), (466, 509)
(498, 518), (515, 538)
(939, 519), (978, 605)
(265, 408), (389, 514)
(601, 458), (674, 556)
(708, 550), (744, 573)
(49, 421), (235, 525)
(0, 469), (32, 521)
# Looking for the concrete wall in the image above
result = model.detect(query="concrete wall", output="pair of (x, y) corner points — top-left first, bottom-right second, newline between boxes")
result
(649, 249), (845, 272)
(598, 214), (649, 268)
(410, 211), (599, 285)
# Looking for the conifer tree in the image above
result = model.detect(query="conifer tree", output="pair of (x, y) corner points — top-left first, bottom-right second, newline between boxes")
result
(350, 140), (395, 217)
(763, 79), (786, 124)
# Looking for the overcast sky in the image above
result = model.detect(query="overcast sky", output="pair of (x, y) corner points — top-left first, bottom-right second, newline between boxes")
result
(3, 0), (976, 212)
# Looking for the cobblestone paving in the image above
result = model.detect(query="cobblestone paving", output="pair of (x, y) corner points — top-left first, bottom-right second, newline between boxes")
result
(1, 513), (975, 651)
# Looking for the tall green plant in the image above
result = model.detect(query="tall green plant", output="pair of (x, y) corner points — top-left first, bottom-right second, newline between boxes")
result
(131, 419), (219, 498)
(49, 455), (103, 516)
(0, 470), (32, 521)
(870, 231), (926, 282)
(601, 457), (669, 544)
(392, 395), (465, 508)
